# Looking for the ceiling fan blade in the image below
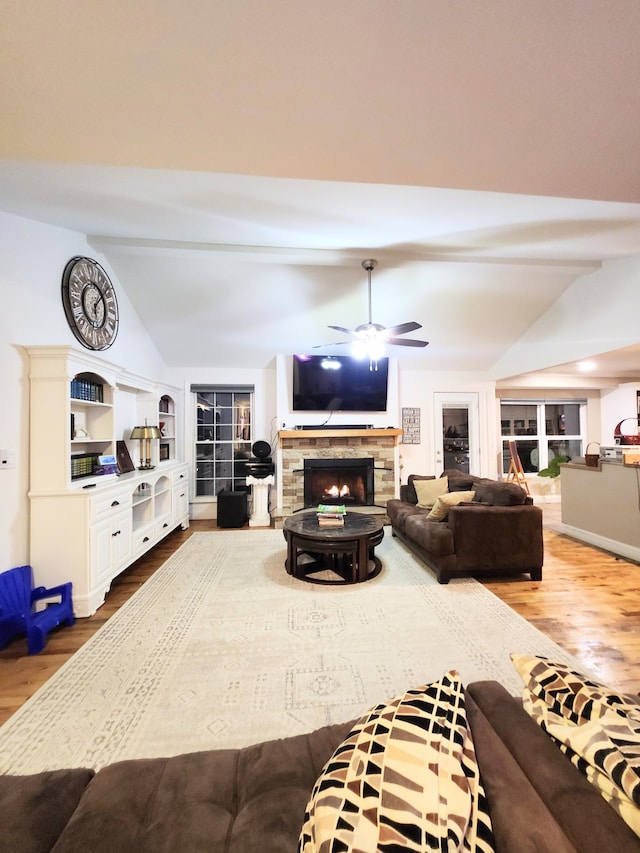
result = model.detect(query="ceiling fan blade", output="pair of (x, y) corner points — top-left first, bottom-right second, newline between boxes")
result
(327, 325), (356, 336)
(386, 321), (422, 336)
(312, 340), (352, 348)
(387, 337), (429, 348)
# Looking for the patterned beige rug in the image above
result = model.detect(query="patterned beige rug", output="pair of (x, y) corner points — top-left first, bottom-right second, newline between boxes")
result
(0, 529), (578, 773)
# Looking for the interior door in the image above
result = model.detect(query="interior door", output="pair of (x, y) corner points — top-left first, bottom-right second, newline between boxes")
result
(434, 393), (480, 476)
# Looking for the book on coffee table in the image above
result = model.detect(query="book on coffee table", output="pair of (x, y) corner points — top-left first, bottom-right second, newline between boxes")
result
(316, 503), (346, 526)
(317, 515), (345, 527)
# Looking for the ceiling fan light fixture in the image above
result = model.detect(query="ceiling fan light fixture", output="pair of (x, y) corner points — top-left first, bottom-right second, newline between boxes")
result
(313, 257), (428, 362)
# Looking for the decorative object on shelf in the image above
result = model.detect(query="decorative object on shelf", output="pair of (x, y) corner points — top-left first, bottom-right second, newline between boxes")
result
(116, 440), (135, 474)
(129, 422), (161, 470)
(61, 256), (119, 351)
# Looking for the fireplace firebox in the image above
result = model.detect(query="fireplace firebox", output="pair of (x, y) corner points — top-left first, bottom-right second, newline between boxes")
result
(303, 458), (375, 507)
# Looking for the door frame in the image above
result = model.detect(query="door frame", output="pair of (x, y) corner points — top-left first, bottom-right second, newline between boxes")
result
(433, 392), (480, 476)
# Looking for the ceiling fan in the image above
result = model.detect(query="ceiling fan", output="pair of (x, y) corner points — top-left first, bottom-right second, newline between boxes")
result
(315, 259), (429, 364)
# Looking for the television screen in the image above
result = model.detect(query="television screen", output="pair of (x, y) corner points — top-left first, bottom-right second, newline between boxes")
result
(292, 355), (389, 412)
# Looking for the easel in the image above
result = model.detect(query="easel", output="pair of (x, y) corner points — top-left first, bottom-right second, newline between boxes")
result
(506, 440), (530, 495)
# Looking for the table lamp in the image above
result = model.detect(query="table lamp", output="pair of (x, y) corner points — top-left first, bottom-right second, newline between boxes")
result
(129, 421), (161, 469)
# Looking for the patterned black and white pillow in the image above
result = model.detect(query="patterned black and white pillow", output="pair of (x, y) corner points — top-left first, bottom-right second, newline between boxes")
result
(298, 671), (494, 852)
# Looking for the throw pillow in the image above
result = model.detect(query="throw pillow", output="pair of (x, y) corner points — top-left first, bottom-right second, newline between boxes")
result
(298, 671), (494, 853)
(414, 476), (449, 509)
(427, 490), (476, 521)
(511, 654), (640, 834)
(473, 481), (527, 506)
(406, 474), (435, 505)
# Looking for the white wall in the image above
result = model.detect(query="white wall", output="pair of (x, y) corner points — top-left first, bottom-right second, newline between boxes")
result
(398, 370), (498, 481)
(491, 256), (640, 379)
(0, 212), (168, 570)
(600, 383), (640, 445)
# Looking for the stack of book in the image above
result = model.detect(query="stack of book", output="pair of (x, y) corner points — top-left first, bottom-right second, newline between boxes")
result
(316, 504), (346, 527)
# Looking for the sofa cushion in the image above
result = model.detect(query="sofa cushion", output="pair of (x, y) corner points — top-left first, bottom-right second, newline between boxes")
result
(405, 474), (435, 505)
(386, 499), (426, 533)
(404, 514), (455, 556)
(299, 671), (494, 852)
(442, 470), (476, 491)
(0, 767), (94, 853)
(467, 680), (640, 852)
(414, 476), (448, 508)
(427, 490), (476, 521)
(51, 722), (354, 853)
(473, 480), (527, 506)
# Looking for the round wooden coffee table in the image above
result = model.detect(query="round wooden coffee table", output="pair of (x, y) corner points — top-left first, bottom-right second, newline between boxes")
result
(283, 511), (384, 584)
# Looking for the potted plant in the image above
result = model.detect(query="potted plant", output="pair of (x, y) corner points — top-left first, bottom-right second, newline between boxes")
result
(537, 455), (570, 478)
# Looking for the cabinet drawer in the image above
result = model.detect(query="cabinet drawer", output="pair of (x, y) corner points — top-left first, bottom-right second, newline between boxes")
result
(155, 513), (173, 539)
(91, 491), (132, 522)
(133, 524), (155, 556)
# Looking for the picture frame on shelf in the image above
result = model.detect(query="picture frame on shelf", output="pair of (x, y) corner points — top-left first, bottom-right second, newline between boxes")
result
(116, 440), (135, 474)
(159, 442), (170, 461)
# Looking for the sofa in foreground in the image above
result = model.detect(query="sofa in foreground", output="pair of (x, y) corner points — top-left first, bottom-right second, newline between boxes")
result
(387, 470), (544, 583)
(2, 666), (639, 853)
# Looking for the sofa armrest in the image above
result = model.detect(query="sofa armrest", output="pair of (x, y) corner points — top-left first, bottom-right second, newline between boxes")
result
(399, 484), (413, 502)
(447, 504), (543, 573)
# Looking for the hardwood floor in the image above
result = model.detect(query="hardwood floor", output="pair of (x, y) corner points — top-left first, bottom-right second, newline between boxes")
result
(2, 512), (639, 726)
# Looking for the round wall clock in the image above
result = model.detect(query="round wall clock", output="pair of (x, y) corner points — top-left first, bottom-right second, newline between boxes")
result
(61, 256), (119, 351)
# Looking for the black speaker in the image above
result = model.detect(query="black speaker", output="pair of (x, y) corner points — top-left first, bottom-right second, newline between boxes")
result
(217, 491), (248, 528)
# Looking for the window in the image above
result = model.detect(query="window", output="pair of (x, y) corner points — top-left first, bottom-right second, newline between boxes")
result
(192, 386), (253, 497)
(500, 399), (585, 475)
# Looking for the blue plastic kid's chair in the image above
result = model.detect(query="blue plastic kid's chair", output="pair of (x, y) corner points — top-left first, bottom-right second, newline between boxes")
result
(0, 565), (74, 654)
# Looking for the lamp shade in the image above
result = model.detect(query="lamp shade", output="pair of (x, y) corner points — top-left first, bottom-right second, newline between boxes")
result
(130, 425), (161, 440)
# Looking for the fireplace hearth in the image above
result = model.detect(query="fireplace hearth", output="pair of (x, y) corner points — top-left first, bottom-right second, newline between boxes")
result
(304, 457), (375, 507)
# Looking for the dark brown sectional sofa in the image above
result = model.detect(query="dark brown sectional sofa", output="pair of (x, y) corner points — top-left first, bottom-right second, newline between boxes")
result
(2, 680), (638, 852)
(387, 470), (544, 583)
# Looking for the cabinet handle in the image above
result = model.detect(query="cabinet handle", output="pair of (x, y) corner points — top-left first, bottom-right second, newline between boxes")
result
(111, 500), (120, 507)
(143, 536), (150, 543)
(162, 522), (168, 528)
(179, 474), (185, 479)
(112, 530), (120, 537)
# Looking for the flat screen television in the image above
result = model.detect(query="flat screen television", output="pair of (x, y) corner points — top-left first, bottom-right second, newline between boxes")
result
(292, 355), (389, 412)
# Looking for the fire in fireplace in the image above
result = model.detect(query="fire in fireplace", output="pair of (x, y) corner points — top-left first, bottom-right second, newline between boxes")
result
(303, 458), (375, 507)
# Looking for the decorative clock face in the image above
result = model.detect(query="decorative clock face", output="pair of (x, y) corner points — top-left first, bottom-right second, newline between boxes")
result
(61, 257), (119, 350)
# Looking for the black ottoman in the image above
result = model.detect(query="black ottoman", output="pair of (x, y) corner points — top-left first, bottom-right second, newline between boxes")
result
(217, 491), (248, 528)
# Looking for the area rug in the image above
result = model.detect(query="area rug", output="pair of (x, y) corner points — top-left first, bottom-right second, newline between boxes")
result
(0, 529), (579, 774)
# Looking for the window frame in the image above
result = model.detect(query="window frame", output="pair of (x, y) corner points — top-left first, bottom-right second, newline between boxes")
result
(191, 385), (254, 500)
(499, 398), (586, 475)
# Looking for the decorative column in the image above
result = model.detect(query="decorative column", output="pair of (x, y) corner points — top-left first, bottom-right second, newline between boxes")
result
(247, 474), (274, 527)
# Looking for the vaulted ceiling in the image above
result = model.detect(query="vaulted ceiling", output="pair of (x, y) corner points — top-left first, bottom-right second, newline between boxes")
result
(1, 1), (639, 377)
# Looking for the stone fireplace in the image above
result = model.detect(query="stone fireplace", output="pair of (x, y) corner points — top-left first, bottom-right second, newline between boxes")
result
(304, 457), (375, 507)
(275, 428), (402, 524)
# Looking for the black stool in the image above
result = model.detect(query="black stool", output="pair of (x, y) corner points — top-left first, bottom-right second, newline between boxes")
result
(217, 490), (248, 528)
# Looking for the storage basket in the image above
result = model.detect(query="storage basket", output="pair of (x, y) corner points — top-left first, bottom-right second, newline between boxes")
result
(614, 418), (640, 446)
(584, 442), (600, 468)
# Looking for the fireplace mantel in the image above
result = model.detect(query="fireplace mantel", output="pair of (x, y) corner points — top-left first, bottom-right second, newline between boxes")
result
(276, 428), (401, 522)
(279, 428), (402, 442)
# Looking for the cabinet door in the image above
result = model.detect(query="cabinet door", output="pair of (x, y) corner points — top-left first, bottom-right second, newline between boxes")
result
(91, 510), (132, 587)
(173, 484), (189, 528)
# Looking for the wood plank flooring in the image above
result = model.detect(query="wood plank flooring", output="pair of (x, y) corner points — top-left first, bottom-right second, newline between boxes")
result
(2, 512), (639, 727)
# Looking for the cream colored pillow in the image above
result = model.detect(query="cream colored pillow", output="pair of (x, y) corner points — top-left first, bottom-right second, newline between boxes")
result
(414, 476), (448, 508)
(427, 490), (475, 521)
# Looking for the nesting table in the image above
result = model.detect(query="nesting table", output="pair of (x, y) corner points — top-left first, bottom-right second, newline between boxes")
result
(283, 511), (384, 584)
